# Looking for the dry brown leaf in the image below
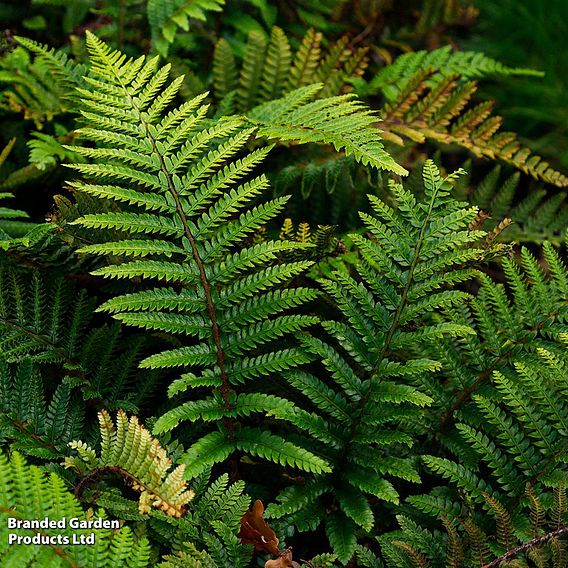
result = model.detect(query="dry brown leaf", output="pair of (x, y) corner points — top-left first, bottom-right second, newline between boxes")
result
(239, 499), (280, 555)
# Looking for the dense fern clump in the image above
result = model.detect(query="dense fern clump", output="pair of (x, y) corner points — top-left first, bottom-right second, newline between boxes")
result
(213, 27), (368, 112)
(1, 2), (568, 567)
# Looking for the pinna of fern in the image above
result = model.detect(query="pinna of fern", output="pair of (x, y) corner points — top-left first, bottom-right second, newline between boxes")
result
(267, 161), (495, 564)
(65, 32), (359, 480)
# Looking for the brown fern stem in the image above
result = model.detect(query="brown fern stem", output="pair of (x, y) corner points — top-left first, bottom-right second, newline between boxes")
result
(482, 526), (568, 568)
(114, 71), (235, 437)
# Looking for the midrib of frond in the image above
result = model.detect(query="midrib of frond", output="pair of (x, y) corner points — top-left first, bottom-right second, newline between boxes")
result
(336, 189), (439, 469)
(5, 416), (60, 452)
(101, 59), (234, 427)
(0, 316), (82, 373)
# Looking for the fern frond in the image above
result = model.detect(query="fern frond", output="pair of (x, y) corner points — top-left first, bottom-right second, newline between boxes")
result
(380, 68), (568, 187)
(147, 0), (225, 56)
(269, 161), (492, 562)
(68, 34), (329, 477)
(248, 85), (406, 175)
(65, 409), (195, 517)
(213, 26), (368, 112)
(0, 450), (152, 567)
(363, 45), (542, 99)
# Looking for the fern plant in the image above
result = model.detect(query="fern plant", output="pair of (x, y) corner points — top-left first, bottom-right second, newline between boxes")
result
(267, 160), (495, 563)
(378, 66), (568, 187)
(379, 346), (568, 567)
(0, 260), (166, 454)
(213, 27), (368, 112)
(67, 32), (342, 479)
(379, 485), (568, 567)
(65, 409), (196, 517)
(379, 244), (568, 566)
(419, 241), (568, 434)
(424, 345), (568, 509)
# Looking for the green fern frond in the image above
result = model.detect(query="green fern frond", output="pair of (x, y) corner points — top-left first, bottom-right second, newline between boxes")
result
(67, 33), (330, 478)
(0, 39), (84, 127)
(0, 262), (96, 363)
(382, 486), (568, 568)
(247, 84), (406, 175)
(269, 160), (492, 563)
(213, 26), (368, 112)
(0, 356), (83, 459)
(148, 0), (225, 56)
(0, 449), (152, 567)
(363, 45), (542, 99)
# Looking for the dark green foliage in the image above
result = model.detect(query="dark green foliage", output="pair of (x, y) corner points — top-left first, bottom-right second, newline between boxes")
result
(267, 161), (495, 563)
(455, 164), (568, 244)
(213, 27), (368, 112)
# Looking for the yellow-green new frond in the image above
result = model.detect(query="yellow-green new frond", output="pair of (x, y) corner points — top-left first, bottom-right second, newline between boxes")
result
(381, 68), (568, 187)
(65, 409), (195, 517)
